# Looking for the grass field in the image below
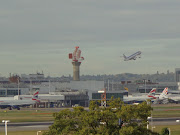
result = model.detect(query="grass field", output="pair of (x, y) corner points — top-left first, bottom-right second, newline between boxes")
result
(152, 110), (180, 118)
(150, 125), (180, 135)
(0, 109), (54, 122)
(0, 130), (46, 135)
(152, 104), (180, 110)
(0, 105), (180, 122)
(152, 104), (180, 118)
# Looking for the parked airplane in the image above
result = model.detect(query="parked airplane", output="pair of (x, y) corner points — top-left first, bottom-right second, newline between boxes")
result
(123, 51), (142, 61)
(168, 95), (180, 102)
(152, 87), (169, 104)
(0, 91), (40, 110)
(167, 89), (180, 94)
(166, 89), (180, 103)
(123, 87), (168, 103)
(123, 88), (156, 102)
(158, 87), (168, 100)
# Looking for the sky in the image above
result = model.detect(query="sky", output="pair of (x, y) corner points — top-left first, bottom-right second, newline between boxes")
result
(0, 0), (180, 77)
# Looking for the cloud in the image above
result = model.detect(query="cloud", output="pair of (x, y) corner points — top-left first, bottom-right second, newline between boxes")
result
(0, 0), (180, 76)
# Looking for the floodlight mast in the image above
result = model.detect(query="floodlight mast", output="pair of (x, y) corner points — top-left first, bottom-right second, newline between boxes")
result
(37, 130), (41, 135)
(2, 120), (10, 135)
(98, 88), (106, 107)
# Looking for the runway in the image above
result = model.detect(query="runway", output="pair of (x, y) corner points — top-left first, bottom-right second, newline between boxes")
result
(0, 122), (53, 131)
(148, 117), (180, 126)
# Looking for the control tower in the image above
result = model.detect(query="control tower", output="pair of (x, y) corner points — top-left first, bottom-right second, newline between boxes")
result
(69, 46), (84, 81)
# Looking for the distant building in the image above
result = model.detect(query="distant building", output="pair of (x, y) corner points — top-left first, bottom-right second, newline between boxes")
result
(21, 72), (44, 79)
(175, 68), (180, 82)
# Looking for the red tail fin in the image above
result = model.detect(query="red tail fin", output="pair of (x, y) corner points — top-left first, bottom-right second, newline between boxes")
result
(32, 91), (40, 102)
(148, 88), (156, 99)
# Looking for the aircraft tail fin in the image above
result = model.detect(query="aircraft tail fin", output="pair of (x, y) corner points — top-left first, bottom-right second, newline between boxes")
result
(123, 54), (127, 59)
(159, 87), (168, 99)
(32, 91), (40, 102)
(148, 88), (156, 99)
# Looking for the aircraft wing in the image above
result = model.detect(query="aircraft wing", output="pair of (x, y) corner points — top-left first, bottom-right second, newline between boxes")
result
(123, 97), (147, 102)
(128, 57), (136, 60)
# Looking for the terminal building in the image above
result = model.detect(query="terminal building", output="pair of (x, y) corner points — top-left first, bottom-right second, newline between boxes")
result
(0, 79), (128, 108)
(0, 80), (105, 108)
(1, 71), (180, 108)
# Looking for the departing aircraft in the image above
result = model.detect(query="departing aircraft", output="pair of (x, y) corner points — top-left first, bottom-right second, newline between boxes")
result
(123, 51), (142, 61)
(123, 88), (156, 102)
(0, 91), (40, 110)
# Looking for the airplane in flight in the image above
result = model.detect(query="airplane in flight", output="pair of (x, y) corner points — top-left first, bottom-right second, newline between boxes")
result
(123, 51), (142, 61)
(0, 91), (40, 110)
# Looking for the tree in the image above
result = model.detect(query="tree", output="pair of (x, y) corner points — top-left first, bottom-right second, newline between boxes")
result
(161, 127), (169, 135)
(43, 98), (159, 135)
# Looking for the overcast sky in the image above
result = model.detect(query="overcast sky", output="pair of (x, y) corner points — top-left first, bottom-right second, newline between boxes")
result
(0, 0), (180, 77)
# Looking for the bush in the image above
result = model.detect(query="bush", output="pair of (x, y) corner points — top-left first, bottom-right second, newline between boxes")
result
(161, 127), (169, 135)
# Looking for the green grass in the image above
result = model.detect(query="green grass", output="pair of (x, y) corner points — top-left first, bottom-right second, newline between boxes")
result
(1, 105), (180, 122)
(0, 130), (47, 135)
(149, 125), (180, 135)
(152, 105), (180, 118)
(152, 110), (180, 118)
(152, 106), (180, 110)
(153, 106), (180, 109)
(0, 110), (54, 122)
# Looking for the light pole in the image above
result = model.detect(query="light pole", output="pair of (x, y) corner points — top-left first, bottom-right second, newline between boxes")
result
(2, 120), (10, 135)
(151, 110), (153, 131)
(143, 79), (147, 93)
(37, 130), (41, 135)
(147, 117), (151, 129)
(145, 79), (146, 93)
(18, 77), (19, 98)
(49, 80), (51, 94)
(168, 128), (171, 135)
(108, 79), (109, 91)
(152, 126), (156, 132)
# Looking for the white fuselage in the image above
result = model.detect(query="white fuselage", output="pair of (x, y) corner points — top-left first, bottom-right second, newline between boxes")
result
(124, 51), (141, 61)
(0, 99), (36, 106)
(123, 95), (154, 102)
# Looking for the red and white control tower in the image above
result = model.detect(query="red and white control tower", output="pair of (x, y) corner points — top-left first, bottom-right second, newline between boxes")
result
(69, 46), (84, 81)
